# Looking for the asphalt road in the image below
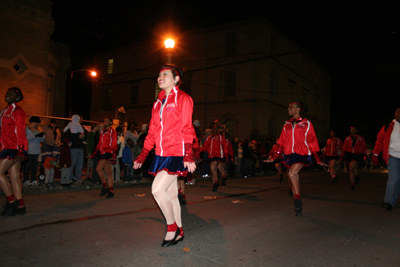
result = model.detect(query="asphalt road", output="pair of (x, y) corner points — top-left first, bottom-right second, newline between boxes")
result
(0, 169), (399, 267)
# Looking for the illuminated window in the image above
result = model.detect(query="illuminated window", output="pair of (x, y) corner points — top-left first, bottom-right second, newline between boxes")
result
(107, 59), (114, 74)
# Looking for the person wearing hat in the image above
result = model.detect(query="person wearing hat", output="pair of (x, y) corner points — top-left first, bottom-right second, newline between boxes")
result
(0, 87), (27, 216)
(23, 116), (45, 186)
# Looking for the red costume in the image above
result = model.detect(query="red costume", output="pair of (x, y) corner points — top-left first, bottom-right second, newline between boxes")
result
(96, 128), (118, 155)
(373, 122), (394, 164)
(201, 134), (229, 159)
(342, 135), (366, 156)
(0, 103), (26, 151)
(324, 137), (343, 157)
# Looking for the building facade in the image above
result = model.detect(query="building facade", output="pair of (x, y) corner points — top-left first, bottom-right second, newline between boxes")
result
(0, 0), (70, 119)
(91, 18), (330, 142)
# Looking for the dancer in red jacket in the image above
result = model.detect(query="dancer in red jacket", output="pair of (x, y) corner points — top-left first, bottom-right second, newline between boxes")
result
(201, 125), (229, 192)
(88, 117), (118, 198)
(324, 130), (343, 184)
(266, 100), (326, 216)
(339, 126), (366, 191)
(0, 87), (27, 216)
(134, 65), (195, 247)
(267, 138), (285, 183)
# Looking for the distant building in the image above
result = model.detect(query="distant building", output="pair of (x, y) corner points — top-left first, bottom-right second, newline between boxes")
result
(91, 18), (330, 142)
(0, 0), (70, 119)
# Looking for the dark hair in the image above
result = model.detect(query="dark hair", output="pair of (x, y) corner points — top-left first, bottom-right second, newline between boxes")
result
(29, 116), (41, 123)
(50, 119), (57, 124)
(159, 65), (184, 85)
(291, 100), (307, 114)
(116, 126), (122, 132)
(8, 87), (23, 102)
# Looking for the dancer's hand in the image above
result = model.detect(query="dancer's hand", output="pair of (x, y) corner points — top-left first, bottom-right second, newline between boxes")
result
(133, 161), (142, 169)
(317, 162), (328, 167)
(264, 156), (273, 163)
(184, 162), (196, 173)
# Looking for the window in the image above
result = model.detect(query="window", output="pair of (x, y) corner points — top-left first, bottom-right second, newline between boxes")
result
(225, 32), (237, 56)
(269, 70), (277, 100)
(13, 59), (27, 74)
(224, 118), (235, 136)
(224, 72), (236, 97)
(105, 88), (112, 106)
(107, 59), (114, 74)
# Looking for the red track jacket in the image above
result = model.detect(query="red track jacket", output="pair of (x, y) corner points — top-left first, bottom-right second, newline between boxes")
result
(201, 134), (229, 158)
(373, 121), (395, 164)
(277, 118), (320, 156)
(324, 137), (343, 157)
(0, 103), (27, 150)
(144, 86), (194, 157)
(342, 135), (366, 156)
(96, 128), (118, 155)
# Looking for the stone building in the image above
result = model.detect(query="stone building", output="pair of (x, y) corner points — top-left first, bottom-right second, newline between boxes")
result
(91, 18), (330, 142)
(0, 0), (70, 119)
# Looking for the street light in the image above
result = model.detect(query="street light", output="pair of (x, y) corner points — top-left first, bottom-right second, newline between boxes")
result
(164, 39), (175, 64)
(69, 69), (97, 116)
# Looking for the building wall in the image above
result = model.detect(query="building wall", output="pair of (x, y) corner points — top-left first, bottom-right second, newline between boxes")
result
(0, 0), (70, 119)
(91, 18), (330, 142)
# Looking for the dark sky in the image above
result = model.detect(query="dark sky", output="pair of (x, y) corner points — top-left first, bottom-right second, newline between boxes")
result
(51, 0), (400, 143)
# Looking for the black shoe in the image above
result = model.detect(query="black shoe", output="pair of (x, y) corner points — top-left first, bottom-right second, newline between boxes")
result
(381, 202), (393, 211)
(161, 228), (181, 247)
(105, 192), (114, 199)
(99, 187), (109, 196)
(355, 176), (360, 185)
(173, 229), (184, 245)
(221, 178), (227, 186)
(178, 193), (186, 205)
(1, 201), (18, 216)
(212, 183), (219, 192)
(279, 173), (283, 184)
(9, 206), (26, 216)
(294, 199), (302, 216)
(351, 185), (356, 191)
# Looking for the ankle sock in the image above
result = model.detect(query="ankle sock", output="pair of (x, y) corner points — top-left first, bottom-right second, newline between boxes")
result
(109, 187), (114, 193)
(102, 182), (107, 188)
(294, 194), (301, 200)
(17, 199), (24, 206)
(178, 189), (183, 194)
(6, 195), (15, 202)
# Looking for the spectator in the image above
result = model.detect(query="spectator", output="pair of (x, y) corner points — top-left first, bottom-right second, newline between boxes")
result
(39, 142), (60, 190)
(48, 119), (61, 147)
(64, 115), (87, 184)
(86, 124), (102, 183)
(373, 107), (400, 211)
(125, 122), (139, 144)
(23, 116), (45, 186)
(111, 126), (125, 182)
(59, 137), (72, 188)
(122, 138), (135, 183)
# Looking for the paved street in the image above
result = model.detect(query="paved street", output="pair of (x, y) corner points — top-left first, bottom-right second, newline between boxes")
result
(0, 169), (399, 267)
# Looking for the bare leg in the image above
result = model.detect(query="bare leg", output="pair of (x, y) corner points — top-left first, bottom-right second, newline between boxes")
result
(103, 160), (114, 190)
(152, 171), (179, 240)
(329, 159), (336, 179)
(8, 162), (22, 202)
(287, 163), (304, 198)
(96, 160), (107, 184)
(217, 162), (226, 177)
(210, 161), (219, 183)
(0, 159), (18, 198)
(350, 160), (358, 184)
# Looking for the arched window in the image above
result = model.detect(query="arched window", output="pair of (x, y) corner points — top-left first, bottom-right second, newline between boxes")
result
(269, 70), (277, 100)
(224, 118), (235, 136)
(224, 72), (236, 97)
(105, 88), (112, 106)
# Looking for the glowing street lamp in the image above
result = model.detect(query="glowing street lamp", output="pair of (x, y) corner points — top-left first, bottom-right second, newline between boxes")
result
(164, 39), (175, 64)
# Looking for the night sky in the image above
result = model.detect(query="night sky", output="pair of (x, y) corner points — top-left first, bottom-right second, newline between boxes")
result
(51, 0), (400, 144)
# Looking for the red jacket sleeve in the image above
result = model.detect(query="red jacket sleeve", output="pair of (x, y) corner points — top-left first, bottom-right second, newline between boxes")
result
(221, 135), (229, 157)
(15, 107), (27, 149)
(373, 126), (386, 156)
(180, 94), (194, 145)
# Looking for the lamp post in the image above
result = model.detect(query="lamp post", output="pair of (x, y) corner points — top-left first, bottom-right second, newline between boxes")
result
(164, 39), (175, 64)
(69, 69), (97, 117)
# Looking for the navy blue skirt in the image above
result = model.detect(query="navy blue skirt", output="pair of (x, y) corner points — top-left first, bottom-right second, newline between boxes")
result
(208, 157), (225, 163)
(149, 155), (188, 176)
(283, 153), (312, 168)
(100, 152), (113, 161)
(344, 152), (363, 162)
(326, 155), (340, 161)
(0, 149), (27, 160)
